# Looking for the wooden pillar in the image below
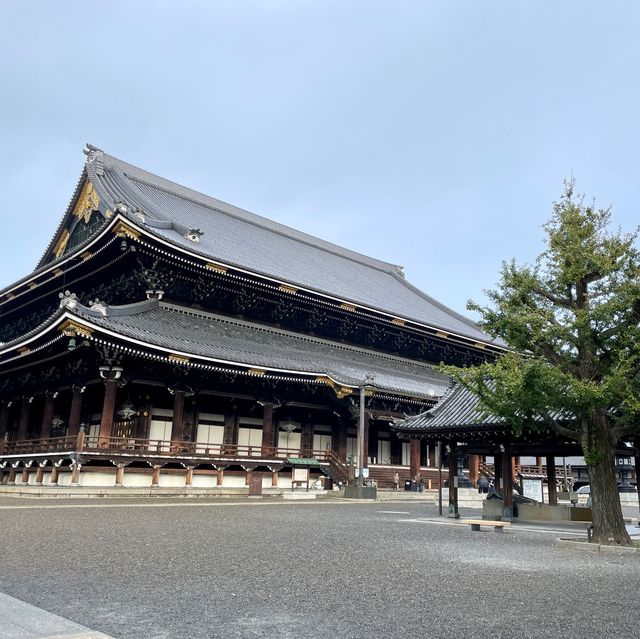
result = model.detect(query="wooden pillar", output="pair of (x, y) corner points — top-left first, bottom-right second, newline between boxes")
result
(67, 386), (83, 439)
(7, 466), (17, 485)
(271, 470), (278, 487)
(21, 466), (30, 484)
(35, 464), (44, 485)
(0, 401), (10, 441)
(134, 402), (151, 440)
(50, 465), (59, 486)
(447, 442), (459, 518)
(300, 422), (313, 456)
(39, 393), (56, 440)
(261, 403), (275, 455)
(98, 379), (119, 444)
(223, 413), (238, 453)
(494, 452), (502, 490)
(333, 423), (347, 462)
(185, 466), (194, 486)
(468, 454), (479, 487)
(502, 449), (514, 520)
(245, 468), (252, 486)
(151, 465), (161, 486)
(17, 397), (32, 441)
(546, 455), (557, 505)
(115, 463), (126, 487)
(70, 462), (81, 486)
(409, 437), (421, 480)
(171, 390), (185, 446)
(217, 468), (224, 486)
(428, 445), (436, 468)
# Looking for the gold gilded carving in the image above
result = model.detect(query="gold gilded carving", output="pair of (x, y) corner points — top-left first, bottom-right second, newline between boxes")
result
(391, 318), (406, 326)
(113, 221), (140, 240)
(54, 229), (70, 259)
(73, 181), (100, 223)
(248, 368), (266, 376)
(53, 268), (64, 277)
(58, 319), (94, 338)
(80, 251), (92, 262)
(4, 293), (15, 301)
(27, 282), (38, 290)
(206, 263), (228, 274)
(168, 354), (190, 364)
(340, 303), (357, 312)
(334, 386), (353, 399)
(474, 342), (486, 350)
(18, 347), (30, 355)
(436, 331), (448, 339)
(278, 285), (298, 294)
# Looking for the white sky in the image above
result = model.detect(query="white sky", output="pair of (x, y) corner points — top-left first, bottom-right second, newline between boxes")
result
(1, 1), (638, 318)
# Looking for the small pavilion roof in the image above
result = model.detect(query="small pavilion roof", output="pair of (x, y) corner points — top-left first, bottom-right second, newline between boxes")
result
(32, 145), (503, 347)
(392, 383), (505, 433)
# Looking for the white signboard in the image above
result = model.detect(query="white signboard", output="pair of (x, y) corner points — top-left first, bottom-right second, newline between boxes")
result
(356, 468), (369, 478)
(293, 467), (309, 482)
(522, 478), (543, 503)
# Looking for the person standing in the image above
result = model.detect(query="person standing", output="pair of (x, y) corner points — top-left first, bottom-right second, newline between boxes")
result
(393, 471), (399, 492)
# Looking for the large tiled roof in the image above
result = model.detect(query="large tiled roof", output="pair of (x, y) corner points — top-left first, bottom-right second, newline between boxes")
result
(75, 145), (496, 344)
(68, 299), (448, 398)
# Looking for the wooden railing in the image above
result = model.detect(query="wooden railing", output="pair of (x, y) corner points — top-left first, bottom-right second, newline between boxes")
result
(0, 434), (340, 465)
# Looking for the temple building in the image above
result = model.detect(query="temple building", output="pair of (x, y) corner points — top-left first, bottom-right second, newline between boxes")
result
(0, 145), (504, 490)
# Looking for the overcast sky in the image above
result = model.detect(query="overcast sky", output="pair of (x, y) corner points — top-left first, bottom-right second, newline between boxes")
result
(1, 1), (638, 318)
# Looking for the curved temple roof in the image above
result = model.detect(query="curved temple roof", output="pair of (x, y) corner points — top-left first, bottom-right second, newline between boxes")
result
(39, 144), (498, 346)
(1, 296), (449, 400)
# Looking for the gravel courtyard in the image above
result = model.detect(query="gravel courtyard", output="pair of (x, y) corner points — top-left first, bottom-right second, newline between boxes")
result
(0, 497), (637, 639)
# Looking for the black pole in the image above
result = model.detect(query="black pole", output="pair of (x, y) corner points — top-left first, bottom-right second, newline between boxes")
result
(437, 440), (443, 516)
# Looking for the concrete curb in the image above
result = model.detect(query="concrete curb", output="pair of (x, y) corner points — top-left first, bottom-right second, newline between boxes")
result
(556, 538), (640, 555)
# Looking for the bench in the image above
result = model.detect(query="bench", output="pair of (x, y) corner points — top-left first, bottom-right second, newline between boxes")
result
(461, 519), (510, 533)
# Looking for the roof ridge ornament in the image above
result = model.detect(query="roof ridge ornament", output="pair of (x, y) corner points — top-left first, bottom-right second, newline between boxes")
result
(184, 228), (204, 243)
(88, 299), (108, 316)
(84, 144), (105, 175)
(59, 290), (78, 310)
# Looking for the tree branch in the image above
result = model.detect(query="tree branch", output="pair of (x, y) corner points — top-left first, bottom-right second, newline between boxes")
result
(540, 411), (580, 442)
(530, 286), (573, 308)
(610, 423), (640, 444)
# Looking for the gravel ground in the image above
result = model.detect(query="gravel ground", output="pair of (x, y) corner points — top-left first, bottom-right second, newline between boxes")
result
(0, 498), (638, 639)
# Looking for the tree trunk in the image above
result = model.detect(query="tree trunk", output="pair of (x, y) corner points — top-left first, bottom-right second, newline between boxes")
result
(583, 416), (630, 545)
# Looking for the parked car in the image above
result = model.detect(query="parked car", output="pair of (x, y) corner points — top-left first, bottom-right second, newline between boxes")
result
(576, 485), (590, 494)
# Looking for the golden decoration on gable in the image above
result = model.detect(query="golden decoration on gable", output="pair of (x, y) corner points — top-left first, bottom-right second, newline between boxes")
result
(168, 354), (190, 364)
(113, 221), (140, 240)
(334, 386), (353, 399)
(278, 284), (298, 294)
(58, 319), (94, 339)
(206, 263), (228, 274)
(53, 229), (71, 259)
(73, 180), (100, 223)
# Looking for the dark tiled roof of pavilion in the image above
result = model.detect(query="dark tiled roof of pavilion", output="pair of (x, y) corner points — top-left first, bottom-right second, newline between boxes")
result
(47, 145), (499, 345)
(392, 383), (505, 433)
(47, 297), (449, 399)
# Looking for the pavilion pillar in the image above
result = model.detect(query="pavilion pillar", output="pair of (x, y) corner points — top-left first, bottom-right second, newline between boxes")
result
(0, 401), (11, 441)
(185, 466), (194, 486)
(21, 466), (30, 484)
(17, 397), (32, 441)
(409, 437), (421, 481)
(494, 452), (502, 491)
(134, 401), (151, 440)
(428, 445), (436, 468)
(468, 454), (479, 487)
(171, 390), (185, 448)
(67, 386), (84, 439)
(7, 466), (17, 485)
(272, 471), (278, 487)
(363, 417), (370, 467)
(39, 392), (56, 440)
(261, 402), (275, 455)
(217, 468), (224, 486)
(98, 377), (119, 445)
(50, 465), (59, 486)
(502, 449), (514, 520)
(546, 455), (557, 505)
(447, 442), (459, 518)
(245, 469), (252, 486)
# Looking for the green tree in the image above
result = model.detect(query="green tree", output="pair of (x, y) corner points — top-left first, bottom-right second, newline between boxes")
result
(451, 182), (640, 545)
